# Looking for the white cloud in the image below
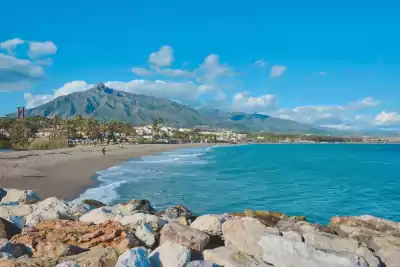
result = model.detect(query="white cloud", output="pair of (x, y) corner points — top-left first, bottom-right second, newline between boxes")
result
(354, 97), (380, 108)
(271, 97), (381, 126)
(198, 84), (216, 93)
(28, 41), (57, 59)
(148, 46), (174, 67)
(270, 65), (287, 78)
(319, 71), (327, 76)
(254, 59), (266, 67)
(320, 124), (359, 131)
(196, 54), (232, 83)
(24, 80), (93, 108)
(0, 38), (25, 55)
(154, 67), (194, 78)
(132, 67), (153, 76)
(232, 92), (277, 112)
(0, 53), (46, 91)
(374, 111), (400, 125)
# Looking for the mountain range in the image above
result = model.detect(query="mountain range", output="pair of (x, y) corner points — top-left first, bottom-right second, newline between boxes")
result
(7, 83), (389, 136)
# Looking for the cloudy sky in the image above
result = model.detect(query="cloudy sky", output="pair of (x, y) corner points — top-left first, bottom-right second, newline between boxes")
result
(1, 1), (400, 130)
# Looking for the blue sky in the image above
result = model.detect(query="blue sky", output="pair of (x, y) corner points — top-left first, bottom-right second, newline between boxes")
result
(1, 1), (400, 130)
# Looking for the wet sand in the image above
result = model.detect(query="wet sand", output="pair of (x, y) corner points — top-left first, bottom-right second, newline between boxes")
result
(0, 143), (210, 200)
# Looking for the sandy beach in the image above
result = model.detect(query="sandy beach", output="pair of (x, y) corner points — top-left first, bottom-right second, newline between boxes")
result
(0, 143), (210, 200)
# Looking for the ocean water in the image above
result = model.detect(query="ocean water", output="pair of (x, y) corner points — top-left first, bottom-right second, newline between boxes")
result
(74, 144), (400, 224)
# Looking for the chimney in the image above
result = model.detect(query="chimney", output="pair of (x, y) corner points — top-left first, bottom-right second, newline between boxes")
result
(22, 107), (25, 120)
(17, 107), (21, 119)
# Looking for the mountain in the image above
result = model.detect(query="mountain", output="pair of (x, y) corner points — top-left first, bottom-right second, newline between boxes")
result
(13, 83), (330, 134)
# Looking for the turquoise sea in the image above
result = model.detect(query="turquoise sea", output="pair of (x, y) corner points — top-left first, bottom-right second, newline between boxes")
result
(74, 144), (400, 224)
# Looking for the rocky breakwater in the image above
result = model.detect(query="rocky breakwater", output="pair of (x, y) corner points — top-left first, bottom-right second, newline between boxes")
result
(0, 189), (398, 266)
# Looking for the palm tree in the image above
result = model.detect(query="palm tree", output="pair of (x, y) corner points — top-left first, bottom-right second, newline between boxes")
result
(152, 118), (163, 141)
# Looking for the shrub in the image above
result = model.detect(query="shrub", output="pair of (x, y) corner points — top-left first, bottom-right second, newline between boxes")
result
(28, 138), (67, 150)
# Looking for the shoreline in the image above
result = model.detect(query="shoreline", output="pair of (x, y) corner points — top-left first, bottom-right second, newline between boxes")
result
(0, 143), (212, 200)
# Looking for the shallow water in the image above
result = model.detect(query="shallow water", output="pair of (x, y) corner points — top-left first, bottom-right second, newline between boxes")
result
(74, 144), (400, 224)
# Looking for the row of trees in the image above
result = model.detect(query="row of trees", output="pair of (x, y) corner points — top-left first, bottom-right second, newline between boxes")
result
(0, 115), (140, 148)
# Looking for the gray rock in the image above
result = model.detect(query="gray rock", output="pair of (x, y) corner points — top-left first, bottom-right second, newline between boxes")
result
(0, 189), (40, 205)
(64, 247), (119, 267)
(160, 222), (210, 253)
(116, 213), (166, 231)
(203, 246), (272, 267)
(303, 231), (360, 253)
(259, 234), (368, 267)
(26, 197), (90, 226)
(165, 205), (192, 220)
(191, 215), (223, 236)
(149, 242), (190, 267)
(282, 230), (303, 242)
(135, 223), (156, 247)
(114, 247), (150, 267)
(79, 207), (118, 224)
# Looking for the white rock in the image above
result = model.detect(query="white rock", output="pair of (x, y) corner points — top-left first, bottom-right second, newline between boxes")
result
(149, 242), (190, 267)
(282, 231), (303, 242)
(26, 197), (90, 226)
(0, 204), (32, 218)
(203, 246), (272, 267)
(135, 223), (156, 247)
(55, 261), (80, 267)
(259, 234), (368, 267)
(0, 189), (40, 205)
(190, 215), (222, 236)
(115, 247), (150, 267)
(79, 207), (117, 224)
(303, 231), (360, 253)
(116, 213), (166, 231)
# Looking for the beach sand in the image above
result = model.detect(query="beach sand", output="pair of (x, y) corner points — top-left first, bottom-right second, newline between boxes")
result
(0, 143), (210, 200)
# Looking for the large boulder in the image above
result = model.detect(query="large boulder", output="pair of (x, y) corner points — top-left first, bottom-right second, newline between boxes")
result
(259, 234), (369, 267)
(0, 189), (40, 205)
(160, 222), (210, 253)
(26, 197), (90, 226)
(113, 199), (155, 215)
(221, 218), (279, 256)
(223, 219), (368, 267)
(0, 218), (20, 239)
(28, 240), (86, 258)
(135, 223), (156, 247)
(203, 246), (272, 267)
(149, 242), (190, 267)
(0, 204), (33, 228)
(79, 207), (118, 224)
(115, 213), (167, 231)
(11, 220), (140, 254)
(64, 247), (119, 267)
(114, 247), (150, 267)
(190, 215), (223, 236)
(165, 205), (192, 220)
(330, 215), (400, 267)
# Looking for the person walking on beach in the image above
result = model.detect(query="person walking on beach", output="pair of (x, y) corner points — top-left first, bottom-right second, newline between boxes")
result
(102, 147), (106, 155)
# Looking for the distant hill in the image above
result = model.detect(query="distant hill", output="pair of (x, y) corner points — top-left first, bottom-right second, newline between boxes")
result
(11, 83), (331, 134)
